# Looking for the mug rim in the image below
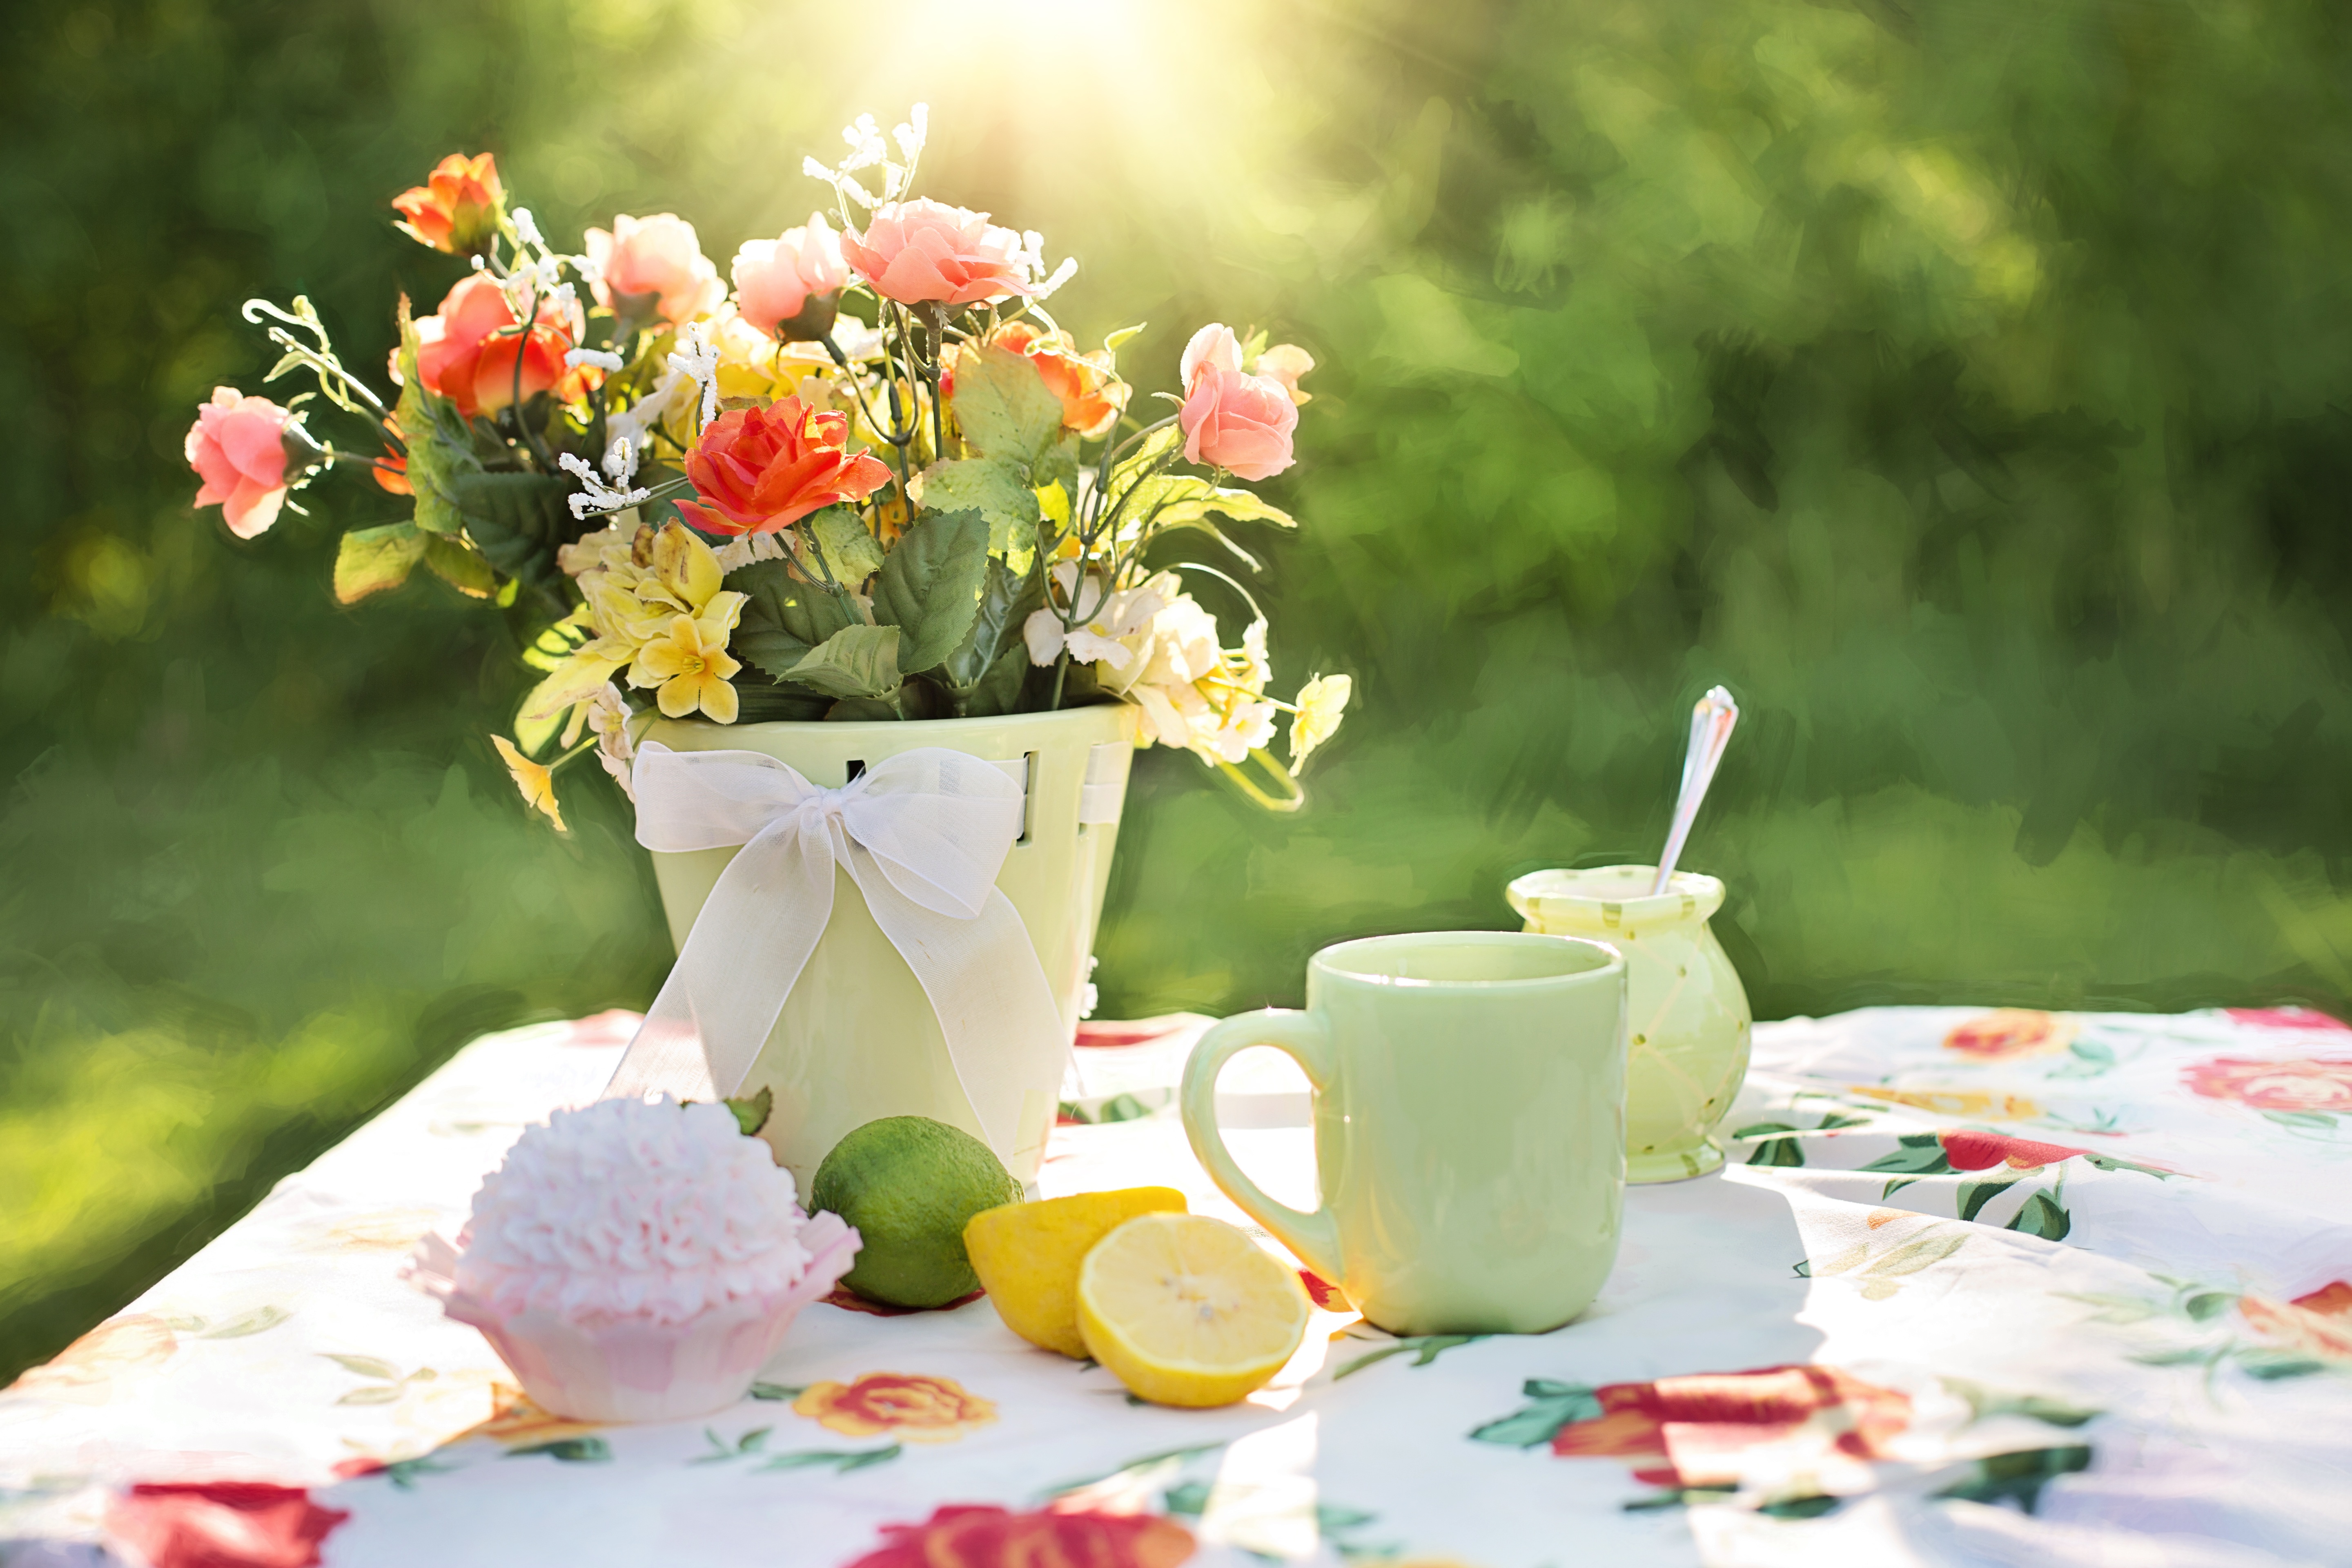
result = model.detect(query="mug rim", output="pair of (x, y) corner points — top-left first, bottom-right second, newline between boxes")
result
(1311, 929), (1624, 990)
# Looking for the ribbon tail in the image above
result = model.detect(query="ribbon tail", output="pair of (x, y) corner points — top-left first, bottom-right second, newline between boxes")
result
(601, 822), (836, 1103)
(848, 846), (1070, 1172)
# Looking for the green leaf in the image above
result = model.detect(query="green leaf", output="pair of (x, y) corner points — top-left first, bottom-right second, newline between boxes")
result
(198, 1306), (290, 1339)
(322, 1353), (400, 1379)
(450, 471), (574, 594)
(920, 459), (1042, 549)
(333, 523), (428, 605)
(755, 1444), (901, 1473)
(1940, 1376), (2102, 1428)
(334, 1385), (402, 1405)
(1860, 1134), (1954, 1178)
(872, 508), (989, 673)
(1932, 1445), (2090, 1514)
(1104, 322), (1147, 354)
(392, 301), (474, 537)
(728, 559), (853, 679)
(748, 1382), (806, 1401)
(506, 1437), (612, 1463)
(1467, 1385), (1603, 1447)
(2183, 1290), (2237, 1322)
(1103, 422), (1185, 512)
(1736, 1122), (1805, 1167)
(423, 535), (499, 598)
(950, 344), (1065, 466)
(1864, 1229), (1968, 1276)
(2005, 1190), (2073, 1241)
(1957, 1174), (2019, 1223)
(787, 624), (902, 700)
(807, 506), (885, 584)
(2234, 1348), (2327, 1379)
(723, 1085), (773, 1136)
(942, 557), (1047, 712)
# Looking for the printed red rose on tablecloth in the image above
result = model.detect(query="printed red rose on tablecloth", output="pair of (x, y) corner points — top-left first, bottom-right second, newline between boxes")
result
(793, 1372), (996, 1441)
(2225, 1007), (2350, 1033)
(2184, 1056), (2352, 1114)
(1936, 1130), (2092, 1172)
(105, 1482), (349, 1568)
(1942, 1010), (2076, 1061)
(846, 1504), (1195, 1568)
(2239, 1280), (2352, 1364)
(1551, 1364), (1912, 1491)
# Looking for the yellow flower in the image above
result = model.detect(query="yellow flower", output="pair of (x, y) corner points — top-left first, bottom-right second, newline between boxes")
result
(630, 614), (741, 722)
(491, 735), (566, 831)
(523, 521), (748, 727)
(1850, 1085), (2042, 1120)
(792, 1372), (996, 1442)
(1288, 672), (1352, 773)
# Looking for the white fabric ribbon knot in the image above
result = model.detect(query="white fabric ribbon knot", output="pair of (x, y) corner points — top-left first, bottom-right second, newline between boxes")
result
(600, 742), (1069, 1159)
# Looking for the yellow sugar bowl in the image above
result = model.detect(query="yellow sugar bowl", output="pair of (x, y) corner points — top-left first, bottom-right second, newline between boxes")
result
(1506, 865), (1752, 1182)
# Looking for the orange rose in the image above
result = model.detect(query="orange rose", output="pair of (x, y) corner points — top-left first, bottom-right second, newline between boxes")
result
(411, 274), (576, 420)
(846, 1505), (1195, 1568)
(981, 321), (1127, 438)
(674, 396), (896, 536)
(793, 1372), (996, 1441)
(391, 152), (504, 255)
(2239, 1281), (2352, 1363)
(843, 199), (1036, 307)
(1941, 1009), (2076, 1060)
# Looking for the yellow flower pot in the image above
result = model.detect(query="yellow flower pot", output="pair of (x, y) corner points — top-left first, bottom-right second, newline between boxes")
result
(642, 704), (1134, 1192)
(1506, 865), (1752, 1182)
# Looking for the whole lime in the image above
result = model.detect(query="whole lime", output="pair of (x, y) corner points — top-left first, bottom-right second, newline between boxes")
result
(811, 1116), (1022, 1308)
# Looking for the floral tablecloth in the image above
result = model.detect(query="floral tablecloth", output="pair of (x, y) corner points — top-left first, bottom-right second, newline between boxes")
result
(5, 1004), (2350, 1568)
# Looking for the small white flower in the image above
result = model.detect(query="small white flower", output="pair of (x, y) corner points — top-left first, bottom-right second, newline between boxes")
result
(511, 206), (546, 252)
(1288, 673), (1353, 773)
(567, 347), (626, 374)
(558, 452), (654, 521)
(710, 532), (786, 573)
(665, 323), (720, 430)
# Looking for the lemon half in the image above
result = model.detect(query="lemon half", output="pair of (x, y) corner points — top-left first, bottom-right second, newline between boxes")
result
(964, 1186), (1188, 1358)
(1076, 1212), (1310, 1407)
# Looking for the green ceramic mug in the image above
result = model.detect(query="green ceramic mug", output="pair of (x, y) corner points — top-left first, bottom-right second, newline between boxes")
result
(1179, 931), (1628, 1336)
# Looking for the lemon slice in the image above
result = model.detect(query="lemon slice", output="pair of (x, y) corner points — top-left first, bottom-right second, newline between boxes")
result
(1076, 1213), (1310, 1407)
(964, 1187), (1189, 1358)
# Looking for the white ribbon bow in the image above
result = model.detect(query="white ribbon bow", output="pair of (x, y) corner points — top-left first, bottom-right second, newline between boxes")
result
(599, 742), (1069, 1159)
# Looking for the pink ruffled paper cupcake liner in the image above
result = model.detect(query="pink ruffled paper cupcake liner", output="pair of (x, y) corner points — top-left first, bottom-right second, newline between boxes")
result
(407, 1212), (859, 1423)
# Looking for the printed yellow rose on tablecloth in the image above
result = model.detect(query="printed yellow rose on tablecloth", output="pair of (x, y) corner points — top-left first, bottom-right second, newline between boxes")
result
(1851, 1086), (2042, 1120)
(793, 1373), (996, 1442)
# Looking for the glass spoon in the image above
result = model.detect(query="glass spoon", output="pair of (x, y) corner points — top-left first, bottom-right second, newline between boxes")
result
(1650, 686), (1739, 896)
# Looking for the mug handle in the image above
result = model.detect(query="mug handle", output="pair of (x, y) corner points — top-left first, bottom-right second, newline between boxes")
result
(1179, 1010), (1344, 1286)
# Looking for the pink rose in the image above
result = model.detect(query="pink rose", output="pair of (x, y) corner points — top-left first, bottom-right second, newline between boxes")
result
(586, 213), (725, 325)
(1178, 322), (1298, 481)
(732, 213), (851, 338)
(185, 387), (295, 539)
(2184, 1055), (2352, 1113)
(841, 199), (1034, 307)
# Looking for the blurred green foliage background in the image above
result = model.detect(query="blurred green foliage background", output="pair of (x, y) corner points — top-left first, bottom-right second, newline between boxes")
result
(9, 0), (2352, 1380)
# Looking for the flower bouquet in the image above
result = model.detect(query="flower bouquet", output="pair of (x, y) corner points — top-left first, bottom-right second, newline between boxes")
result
(181, 107), (1354, 1180)
(183, 106), (1350, 828)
